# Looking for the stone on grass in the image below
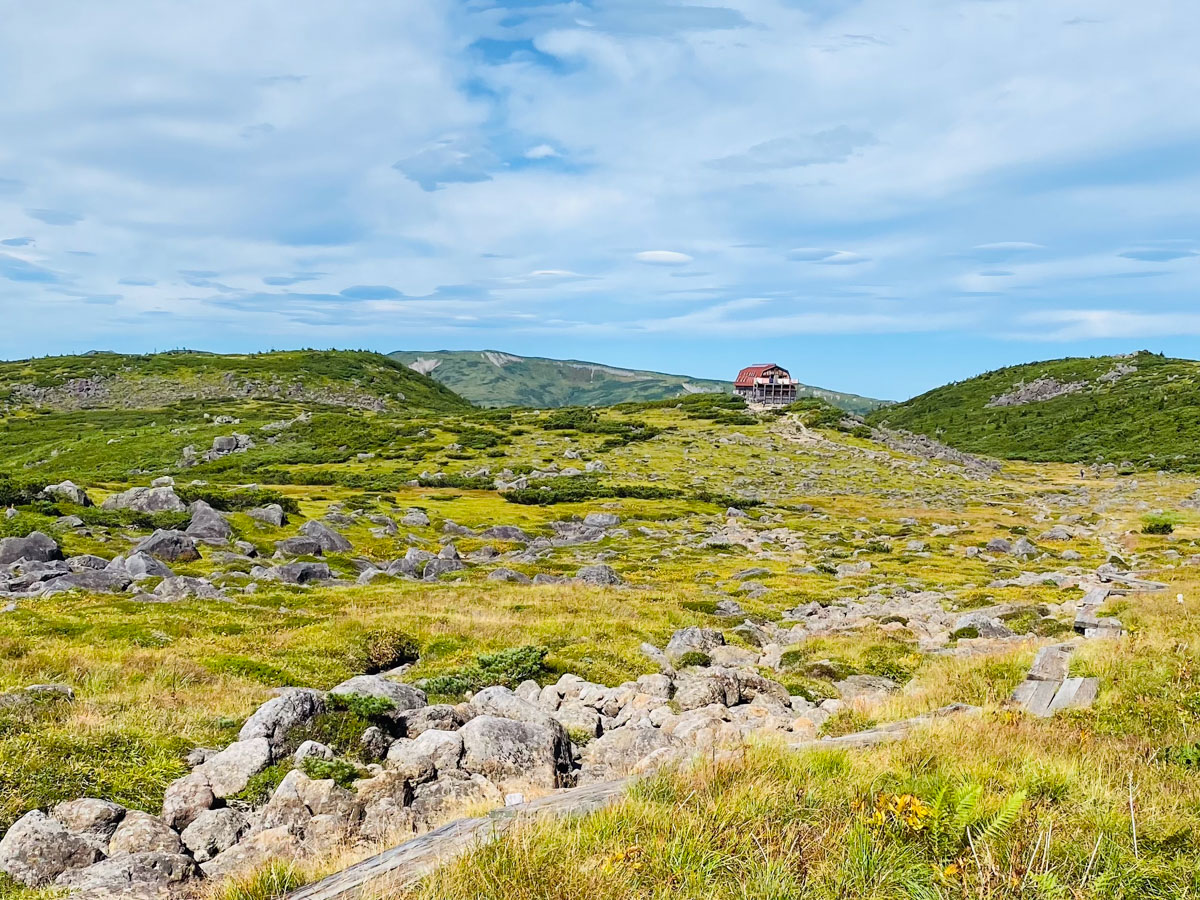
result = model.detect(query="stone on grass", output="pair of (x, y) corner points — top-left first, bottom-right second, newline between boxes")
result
(459, 715), (570, 790)
(0, 532), (63, 566)
(54, 851), (197, 899)
(134, 530), (200, 563)
(101, 486), (186, 513)
(576, 564), (623, 586)
(0, 810), (102, 887)
(185, 501), (232, 545)
(239, 688), (326, 758)
(180, 808), (249, 864)
(108, 810), (182, 856)
(300, 520), (352, 553)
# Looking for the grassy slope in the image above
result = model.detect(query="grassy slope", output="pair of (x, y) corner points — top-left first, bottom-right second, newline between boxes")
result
(2, 387), (1200, 897)
(0, 349), (469, 414)
(869, 350), (1200, 469)
(388, 349), (887, 413)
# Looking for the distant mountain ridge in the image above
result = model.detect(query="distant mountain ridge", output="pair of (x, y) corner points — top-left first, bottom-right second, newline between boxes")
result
(388, 349), (887, 413)
(868, 350), (1200, 470)
(0, 349), (467, 414)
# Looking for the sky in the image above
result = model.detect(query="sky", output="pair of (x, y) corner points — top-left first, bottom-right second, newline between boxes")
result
(2, 0), (1199, 400)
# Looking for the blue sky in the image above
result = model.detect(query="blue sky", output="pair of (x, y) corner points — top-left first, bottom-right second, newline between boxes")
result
(1, 0), (1199, 400)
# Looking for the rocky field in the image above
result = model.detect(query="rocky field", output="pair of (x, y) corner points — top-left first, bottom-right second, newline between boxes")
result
(0, 356), (1198, 899)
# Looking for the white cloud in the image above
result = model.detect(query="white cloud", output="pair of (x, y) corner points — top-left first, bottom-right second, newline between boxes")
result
(524, 144), (559, 159)
(634, 250), (693, 265)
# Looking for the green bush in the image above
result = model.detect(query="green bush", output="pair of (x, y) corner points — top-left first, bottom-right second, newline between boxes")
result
(676, 651), (711, 668)
(0, 474), (44, 506)
(299, 756), (364, 789)
(950, 626), (981, 641)
(356, 628), (420, 675)
(176, 484), (301, 515)
(423, 645), (550, 698)
(230, 764), (290, 806)
(1142, 517), (1175, 535)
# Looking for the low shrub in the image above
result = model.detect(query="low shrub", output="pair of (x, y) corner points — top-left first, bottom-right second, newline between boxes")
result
(176, 484), (301, 515)
(676, 651), (711, 668)
(299, 756), (364, 789)
(356, 628), (420, 675)
(422, 645), (550, 698)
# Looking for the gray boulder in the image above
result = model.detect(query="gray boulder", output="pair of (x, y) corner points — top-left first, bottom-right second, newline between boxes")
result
(275, 536), (323, 557)
(239, 688), (326, 759)
(459, 715), (570, 790)
(480, 526), (530, 543)
(154, 576), (224, 601)
(665, 627), (725, 665)
(402, 704), (468, 738)
(180, 808), (249, 863)
(41, 569), (132, 595)
(123, 552), (173, 579)
(160, 774), (215, 832)
(0, 532), (63, 566)
(101, 486), (186, 513)
(194, 738), (272, 797)
(576, 564), (623, 586)
(271, 561), (332, 584)
(185, 501), (232, 545)
(487, 567), (531, 584)
(248, 504), (287, 527)
(300, 520), (352, 553)
(108, 810), (183, 856)
(54, 851), (197, 899)
(579, 725), (677, 782)
(834, 674), (900, 702)
(985, 538), (1013, 554)
(0, 809), (102, 887)
(43, 480), (93, 507)
(423, 558), (465, 579)
(51, 798), (125, 846)
(134, 530), (200, 563)
(329, 675), (426, 717)
(583, 512), (620, 528)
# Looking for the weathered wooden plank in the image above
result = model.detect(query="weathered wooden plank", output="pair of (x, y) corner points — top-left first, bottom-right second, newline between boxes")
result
(285, 779), (630, 900)
(1028, 645), (1073, 682)
(287, 705), (978, 900)
(1047, 677), (1099, 714)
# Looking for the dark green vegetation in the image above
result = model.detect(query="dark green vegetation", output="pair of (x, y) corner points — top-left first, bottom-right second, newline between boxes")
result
(870, 351), (1200, 470)
(388, 348), (886, 413)
(0, 349), (467, 414)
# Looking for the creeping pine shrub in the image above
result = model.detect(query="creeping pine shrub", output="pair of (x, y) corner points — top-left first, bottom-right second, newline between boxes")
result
(676, 651), (711, 668)
(950, 626), (981, 641)
(299, 757), (364, 789)
(175, 485), (301, 515)
(0, 474), (44, 506)
(356, 628), (420, 675)
(278, 694), (397, 764)
(422, 645), (550, 698)
(1142, 516), (1175, 535)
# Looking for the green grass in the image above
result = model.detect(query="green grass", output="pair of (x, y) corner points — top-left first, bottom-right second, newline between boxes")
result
(870, 350), (1200, 470)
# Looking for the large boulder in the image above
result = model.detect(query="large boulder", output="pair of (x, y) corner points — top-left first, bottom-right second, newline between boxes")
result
(184, 501), (232, 545)
(579, 725), (678, 783)
(51, 799), (125, 849)
(270, 561), (333, 584)
(329, 676), (426, 719)
(258, 770), (363, 834)
(53, 851), (197, 899)
(154, 576), (224, 601)
(402, 704), (468, 738)
(43, 480), (93, 507)
(108, 811), (183, 856)
(575, 564), (623, 585)
(459, 715), (571, 790)
(409, 771), (502, 826)
(480, 526), (530, 543)
(238, 688), (326, 759)
(422, 558), (465, 579)
(193, 738), (271, 797)
(101, 486), (186, 513)
(134, 530), (200, 563)
(300, 520), (352, 553)
(160, 774), (215, 832)
(41, 568), (132, 595)
(248, 504), (287, 527)
(122, 552), (173, 579)
(275, 536), (323, 557)
(179, 808), (249, 863)
(199, 826), (301, 880)
(0, 532), (63, 566)
(665, 627), (725, 665)
(386, 729), (463, 780)
(0, 809), (102, 887)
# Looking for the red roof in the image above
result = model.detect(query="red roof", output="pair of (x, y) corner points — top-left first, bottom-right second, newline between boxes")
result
(734, 364), (787, 387)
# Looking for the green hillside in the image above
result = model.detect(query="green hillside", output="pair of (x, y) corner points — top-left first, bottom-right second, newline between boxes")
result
(389, 349), (886, 413)
(0, 349), (468, 415)
(869, 350), (1200, 469)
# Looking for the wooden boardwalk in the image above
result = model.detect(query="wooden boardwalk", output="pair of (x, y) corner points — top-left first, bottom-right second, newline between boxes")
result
(284, 704), (975, 900)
